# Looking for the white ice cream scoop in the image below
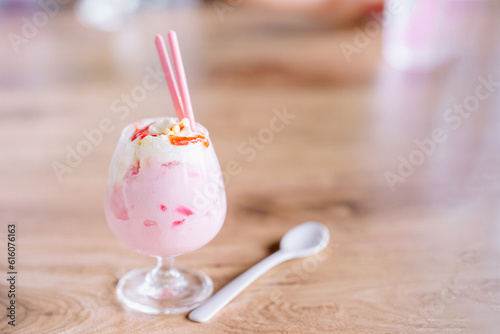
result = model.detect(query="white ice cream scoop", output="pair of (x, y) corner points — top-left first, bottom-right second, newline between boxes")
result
(188, 221), (330, 322)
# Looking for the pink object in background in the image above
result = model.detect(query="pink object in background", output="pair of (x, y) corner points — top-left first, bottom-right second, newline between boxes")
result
(382, 0), (469, 71)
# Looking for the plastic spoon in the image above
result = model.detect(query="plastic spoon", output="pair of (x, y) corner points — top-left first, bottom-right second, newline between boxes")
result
(188, 221), (330, 322)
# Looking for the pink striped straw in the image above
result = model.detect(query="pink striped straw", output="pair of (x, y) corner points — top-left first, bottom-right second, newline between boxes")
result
(167, 30), (196, 131)
(154, 34), (184, 122)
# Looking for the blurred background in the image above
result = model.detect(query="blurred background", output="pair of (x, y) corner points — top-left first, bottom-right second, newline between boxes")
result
(1, 0), (500, 332)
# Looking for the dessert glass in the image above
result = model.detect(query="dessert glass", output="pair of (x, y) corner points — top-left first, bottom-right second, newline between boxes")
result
(104, 117), (226, 314)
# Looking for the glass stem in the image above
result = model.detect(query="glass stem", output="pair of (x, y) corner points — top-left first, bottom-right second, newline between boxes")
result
(157, 256), (175, 273)
(145, 256), (186, 290)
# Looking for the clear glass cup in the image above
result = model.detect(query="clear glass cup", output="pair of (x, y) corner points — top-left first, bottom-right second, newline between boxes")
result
(104, 117), (227, 314)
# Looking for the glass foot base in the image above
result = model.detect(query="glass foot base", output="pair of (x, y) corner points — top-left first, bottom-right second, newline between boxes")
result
(116, 266), (213, 314)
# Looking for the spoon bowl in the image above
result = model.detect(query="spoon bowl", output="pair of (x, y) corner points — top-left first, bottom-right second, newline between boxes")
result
(279, 221), (330, 257)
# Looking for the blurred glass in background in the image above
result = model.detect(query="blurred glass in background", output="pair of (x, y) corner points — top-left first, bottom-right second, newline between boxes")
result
(375, 0), (500, 215)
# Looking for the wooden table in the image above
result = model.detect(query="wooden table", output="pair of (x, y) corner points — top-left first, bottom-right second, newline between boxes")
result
(1, 4), (500, 333)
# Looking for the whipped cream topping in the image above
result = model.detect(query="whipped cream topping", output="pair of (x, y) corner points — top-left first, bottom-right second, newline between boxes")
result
(132, 118), (200, 148)
(112, 117), (210, 186)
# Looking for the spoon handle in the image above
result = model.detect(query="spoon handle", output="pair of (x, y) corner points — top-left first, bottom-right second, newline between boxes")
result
(189, 250), (288, 322)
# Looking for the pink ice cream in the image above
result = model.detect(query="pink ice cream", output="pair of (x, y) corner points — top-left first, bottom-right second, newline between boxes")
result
(105, 117), (226, 257)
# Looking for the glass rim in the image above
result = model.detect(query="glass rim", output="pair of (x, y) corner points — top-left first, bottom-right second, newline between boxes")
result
(118, 117), (211, 151)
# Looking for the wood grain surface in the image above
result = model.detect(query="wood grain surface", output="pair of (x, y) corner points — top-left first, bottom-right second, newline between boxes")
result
(1, 3), (500, 334)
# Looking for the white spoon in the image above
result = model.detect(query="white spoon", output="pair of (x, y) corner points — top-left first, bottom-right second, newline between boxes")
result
(188, 221), (330, 322)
